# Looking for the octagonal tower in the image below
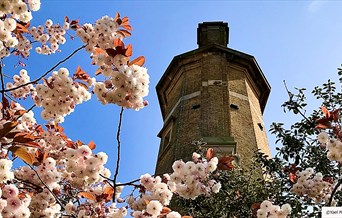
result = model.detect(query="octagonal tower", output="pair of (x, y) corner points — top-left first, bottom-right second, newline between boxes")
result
(155, 22), (271, 174)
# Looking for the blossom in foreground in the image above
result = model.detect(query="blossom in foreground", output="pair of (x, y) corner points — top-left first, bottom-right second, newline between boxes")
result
(257, 200), (291, 218)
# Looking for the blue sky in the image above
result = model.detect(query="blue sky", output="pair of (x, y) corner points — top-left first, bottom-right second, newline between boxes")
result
(5, 0), (342, 184)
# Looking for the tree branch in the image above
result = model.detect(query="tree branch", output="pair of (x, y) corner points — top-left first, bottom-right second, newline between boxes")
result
(17, 104), (36, 120)
(113, 107), (124, 201)
(283, 80), (312, 123)
(28, 164), (65, 210)
(0, 63), (5, 118)
(329, 179), (342, 206)
(2, 45), (86, 93)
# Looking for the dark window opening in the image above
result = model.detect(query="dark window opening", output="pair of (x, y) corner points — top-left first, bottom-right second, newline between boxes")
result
(192, 104), (201, 109)
(258, 123), (263, 131)
(163, 130), (171, 149)
(230, 104), (239, 110)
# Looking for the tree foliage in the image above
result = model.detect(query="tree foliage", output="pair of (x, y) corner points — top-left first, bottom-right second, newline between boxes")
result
(177, 66), (342, 217)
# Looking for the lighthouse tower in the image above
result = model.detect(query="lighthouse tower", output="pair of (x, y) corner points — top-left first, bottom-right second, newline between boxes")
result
(155, 22), (271, 174)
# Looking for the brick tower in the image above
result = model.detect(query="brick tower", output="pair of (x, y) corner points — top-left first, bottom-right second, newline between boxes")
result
(155, 22), (271, 174)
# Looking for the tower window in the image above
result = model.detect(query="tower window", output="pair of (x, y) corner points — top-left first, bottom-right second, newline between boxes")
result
(230, 104), (239, 110)
(258, 123), (263, 131)
(163, 129), (172, 149)
(192, 104), (201, 109)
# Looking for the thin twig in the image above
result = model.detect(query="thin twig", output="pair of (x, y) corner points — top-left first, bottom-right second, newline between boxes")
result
(113, 107), (124, 201)
(0, 64), (5, 118)
(17, 104), (36, 120)
(28, 164), (65, 210)
(329, 179), (342, 206)
(283, 80), (312, 123)
(115, 172), (164, 187)
(14, 177), (43, 192)
(2, 45), (86, 93)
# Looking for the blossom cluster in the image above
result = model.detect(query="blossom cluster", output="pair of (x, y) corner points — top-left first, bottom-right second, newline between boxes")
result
(32, 67), (93, 123)
(0, 184), (31, 218)
(75, 15), (150, 110)
(63, 184), (127, 217)
(0, 0), (40, 58)
(290, 168), (333, 204)
(92, 64), (149, 110)
(30, 18), (69, 55)
(257, 200), (292, 218)
(317, 132), (342, 162)
(126, 152), (220, 217)
(6, 69), (34, 99)
(169, 154), (221, 199)
(63, 146), (111, 189)
(0, 159), (14, 183)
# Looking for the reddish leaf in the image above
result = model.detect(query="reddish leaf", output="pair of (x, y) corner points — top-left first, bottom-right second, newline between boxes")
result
(55, 124), (64, 133)
(74, 66), (90, 82)
(117, 29), (131, 37)
(251, 203), (261, 217)
(125, 44), (132, 57)
(161, 207), (171, 214)
(88, 141), (96, 150)
(5, 131), (22, 139)
(121, 17), (129, 24)
(15, 22), (30, 38)
(206, 148), (214, 161)
(217, 155), (238, 171)
(13, 132), (36, 141)
(114, 38), (124, 47)
(114, 12), (121, 23)
(9, 147), (37, 165)
(0, 121), (18, 138)
(121, 24), (132, 31)
(42, 78), (54, 89)
(105, 48), (117, 57)
(289, 172), (297, 183)
(315, 117), (331, 129)
(75, 140), (84, 147)
(43, 152), (49, 161)
(331, 109), (340, 122)
(10, 101), (16, 109)
(315, 123), (330, 129)
(321, 106), (330, 118)
(94, 48), (106, 55)
(2, 96), (9, 110)
(323, 177), (334, 184)
(128, 56), (145, 67)
(104, 186), (114, 195)
(78, 192), (96, 201)
(64, 16), (70, 23)
(181, 216), (193, 218)
(14, 110), (27, 116)
(70, 19), (81, 30)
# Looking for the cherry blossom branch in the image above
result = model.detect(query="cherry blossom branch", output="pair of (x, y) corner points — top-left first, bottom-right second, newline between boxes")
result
(2, 45), (86, 92)
(329, 179), (342, 206)
(27, 164), (65, 210)
(113, 106), (124, 201)
(14, 177), (43, 192)
(17, 104), (36, 120)
(115, 173), (164, 187)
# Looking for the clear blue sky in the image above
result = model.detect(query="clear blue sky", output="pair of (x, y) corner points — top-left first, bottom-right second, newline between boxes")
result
(6, 0), (342, 184)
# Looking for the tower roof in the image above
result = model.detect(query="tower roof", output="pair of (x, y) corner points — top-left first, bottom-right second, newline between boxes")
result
(156, 43), (271, 118)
